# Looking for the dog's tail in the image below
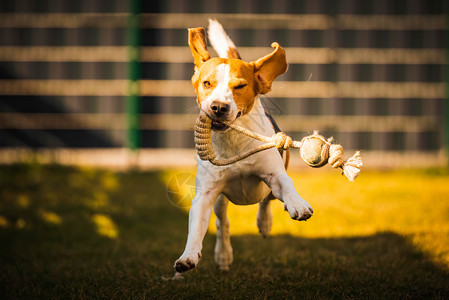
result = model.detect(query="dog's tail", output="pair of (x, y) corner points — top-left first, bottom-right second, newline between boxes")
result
(208, 19), (241, 59)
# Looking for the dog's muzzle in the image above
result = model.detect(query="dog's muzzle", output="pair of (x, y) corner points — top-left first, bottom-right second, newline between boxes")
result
(210, 101), (230, 118)
(211, 120), (229, 131)
(210, 111), (242, 132)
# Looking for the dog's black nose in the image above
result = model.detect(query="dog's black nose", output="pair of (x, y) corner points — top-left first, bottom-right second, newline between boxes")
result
(210, 101), (230, 118)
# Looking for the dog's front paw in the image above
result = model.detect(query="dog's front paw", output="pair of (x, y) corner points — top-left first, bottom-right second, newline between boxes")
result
(284, 200), (313, 221)
(174, 253), (201, 273)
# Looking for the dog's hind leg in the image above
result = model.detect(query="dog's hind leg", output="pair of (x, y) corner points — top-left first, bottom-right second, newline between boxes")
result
(257, 193), (274, 238)
(214, 194), (233, 271)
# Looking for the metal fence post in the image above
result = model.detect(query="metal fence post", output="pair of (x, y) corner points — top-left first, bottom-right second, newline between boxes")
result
(127, 0), (142, 152)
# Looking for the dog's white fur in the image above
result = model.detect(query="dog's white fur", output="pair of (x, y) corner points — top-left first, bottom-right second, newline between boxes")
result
(199, 63), (239, 120)
(175, 20), (313, 273)
(207, 19), (237, 59)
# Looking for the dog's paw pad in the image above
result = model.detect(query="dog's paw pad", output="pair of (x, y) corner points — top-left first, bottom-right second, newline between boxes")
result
(174, 259), (196, 273)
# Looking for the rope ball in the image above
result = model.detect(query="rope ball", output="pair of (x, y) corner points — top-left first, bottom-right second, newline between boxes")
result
(194, 111), (363, 181)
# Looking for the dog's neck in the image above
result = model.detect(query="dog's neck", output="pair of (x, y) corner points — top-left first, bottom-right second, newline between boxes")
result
(211, 97), (274, 160)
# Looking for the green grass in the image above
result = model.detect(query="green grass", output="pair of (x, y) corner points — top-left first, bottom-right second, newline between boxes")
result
(1, 164), (449, 299)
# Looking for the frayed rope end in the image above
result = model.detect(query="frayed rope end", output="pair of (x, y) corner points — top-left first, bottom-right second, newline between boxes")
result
(342, 151), (363, 182)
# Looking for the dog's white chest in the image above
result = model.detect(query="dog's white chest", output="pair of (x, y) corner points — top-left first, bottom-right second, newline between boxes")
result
(205, 99), (277, 205)
(220, 161), (271, 205)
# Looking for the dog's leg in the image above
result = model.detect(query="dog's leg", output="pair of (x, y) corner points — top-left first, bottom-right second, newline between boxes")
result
(214, 194), (233, 271)
(174, 190), (217, 273)
(257, 194), (274, 238)
(264, 172), (313, 221)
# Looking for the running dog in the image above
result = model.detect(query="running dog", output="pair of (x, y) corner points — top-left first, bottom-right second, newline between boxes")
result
(175, 20), (313, 273)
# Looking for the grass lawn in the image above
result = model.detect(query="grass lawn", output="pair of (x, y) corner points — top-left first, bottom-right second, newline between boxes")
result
(1, 163), (448, 299)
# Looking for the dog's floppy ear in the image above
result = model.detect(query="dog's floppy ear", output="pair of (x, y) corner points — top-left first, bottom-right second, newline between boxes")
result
(188, 27), (210, 70)
(251, 42), (288, 94)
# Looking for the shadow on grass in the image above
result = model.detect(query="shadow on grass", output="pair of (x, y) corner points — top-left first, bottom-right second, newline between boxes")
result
(0, 164), (448, 299)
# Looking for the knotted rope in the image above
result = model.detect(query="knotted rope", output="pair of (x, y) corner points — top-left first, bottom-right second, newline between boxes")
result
(194, 112), (363, 181)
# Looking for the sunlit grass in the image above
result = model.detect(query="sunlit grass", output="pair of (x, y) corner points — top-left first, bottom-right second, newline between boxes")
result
(1, 164), (448, 299)
(38, 210), (62, 225)
(91, 213), (118, 238)
(163, 167), (449, 267)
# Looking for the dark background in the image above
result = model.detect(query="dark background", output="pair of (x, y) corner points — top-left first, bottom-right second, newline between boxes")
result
(0, 0), (446, 156)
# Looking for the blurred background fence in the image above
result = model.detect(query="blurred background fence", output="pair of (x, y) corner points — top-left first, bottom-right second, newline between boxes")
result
(0, 0), (447, 168)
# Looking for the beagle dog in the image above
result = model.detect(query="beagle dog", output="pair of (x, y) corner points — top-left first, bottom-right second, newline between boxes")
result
(175, 20), (313, 273)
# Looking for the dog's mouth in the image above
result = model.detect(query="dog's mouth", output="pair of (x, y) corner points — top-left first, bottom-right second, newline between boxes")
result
(210, 111), (241, 132)
(211, 121), (229, 131)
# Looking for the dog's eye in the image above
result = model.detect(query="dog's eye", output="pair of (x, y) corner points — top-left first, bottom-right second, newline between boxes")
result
(203, 81), (211, 88)
(234, 84), (247, 90)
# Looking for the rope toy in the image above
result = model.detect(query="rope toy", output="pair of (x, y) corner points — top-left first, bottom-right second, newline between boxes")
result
(194, 112), (363, 181)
